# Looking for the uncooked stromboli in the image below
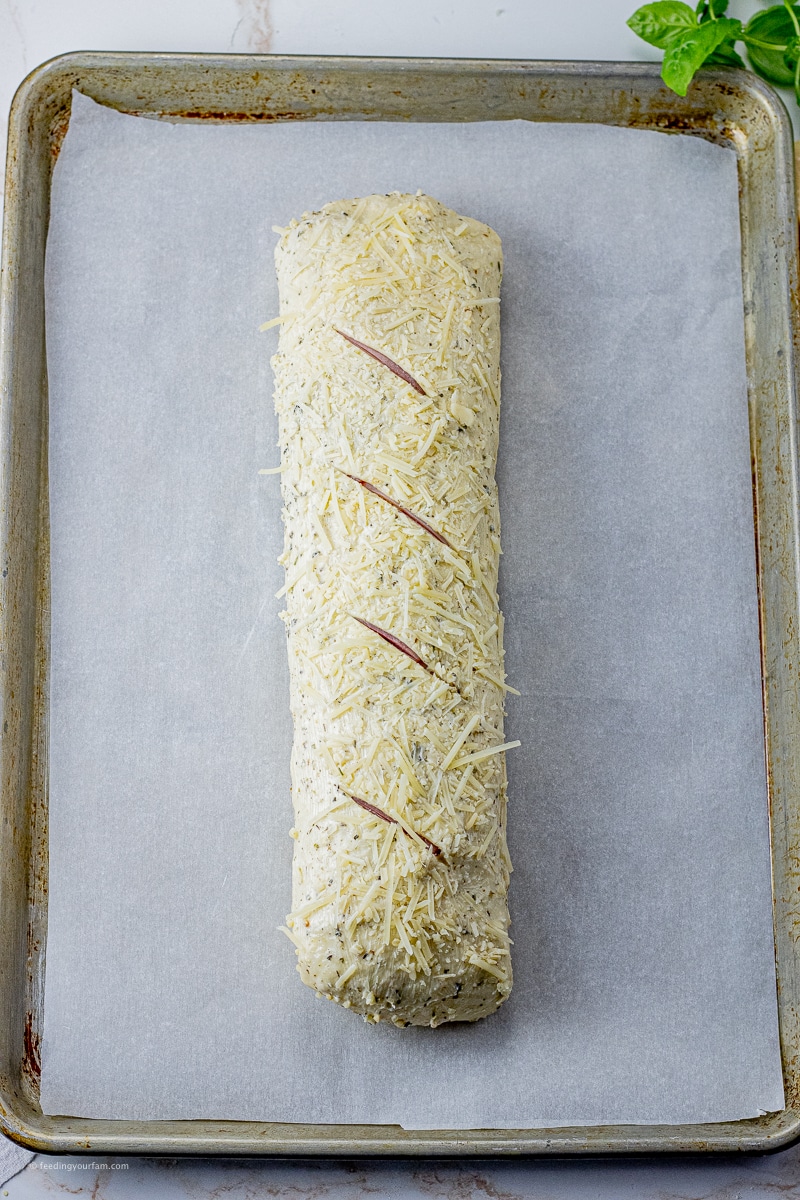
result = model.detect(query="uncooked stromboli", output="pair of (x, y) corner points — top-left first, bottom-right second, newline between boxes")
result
(272, 192), (516, 1026)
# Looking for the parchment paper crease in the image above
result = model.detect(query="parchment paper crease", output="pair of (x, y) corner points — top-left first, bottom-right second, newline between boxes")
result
(40, 91), (784, 1127)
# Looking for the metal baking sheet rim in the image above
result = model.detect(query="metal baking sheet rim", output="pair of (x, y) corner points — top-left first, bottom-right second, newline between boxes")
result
(1, 51), (799, 1158)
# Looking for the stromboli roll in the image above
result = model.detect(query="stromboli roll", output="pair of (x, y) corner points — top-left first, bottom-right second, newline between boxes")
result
(272, 192), (514, 1026)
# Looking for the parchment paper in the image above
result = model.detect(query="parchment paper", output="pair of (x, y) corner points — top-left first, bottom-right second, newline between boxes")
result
(40, 91), (785, 1127)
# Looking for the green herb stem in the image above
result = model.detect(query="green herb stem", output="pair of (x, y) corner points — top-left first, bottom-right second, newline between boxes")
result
(741, 34), (789, 50)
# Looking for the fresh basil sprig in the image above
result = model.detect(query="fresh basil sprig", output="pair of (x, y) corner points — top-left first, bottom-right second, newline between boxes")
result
(628, 0), (800, 101)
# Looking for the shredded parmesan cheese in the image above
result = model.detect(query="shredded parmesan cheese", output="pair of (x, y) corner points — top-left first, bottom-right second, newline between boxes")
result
(452, 740), (522, 770)
(272, 192), (514, 1027)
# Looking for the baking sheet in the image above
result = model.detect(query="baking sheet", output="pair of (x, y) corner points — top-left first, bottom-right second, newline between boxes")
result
(39, 90), (784, 1128)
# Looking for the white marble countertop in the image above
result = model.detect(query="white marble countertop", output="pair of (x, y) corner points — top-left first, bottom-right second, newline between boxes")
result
(2, 0), (800, 1194)
(4, 1150), (800, 1199)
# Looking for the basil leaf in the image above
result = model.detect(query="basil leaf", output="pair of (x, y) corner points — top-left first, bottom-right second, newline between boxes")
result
(628, 1), (698, 49)
(786, 35), (800, 69)
(661, 17), (741, 94)
(705, 39), (746, 67)
(697, 0), (730, 20)
(742, 7), (799, 87)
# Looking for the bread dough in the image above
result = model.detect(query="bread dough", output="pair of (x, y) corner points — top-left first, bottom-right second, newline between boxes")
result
(272, 192), (513, 1026)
